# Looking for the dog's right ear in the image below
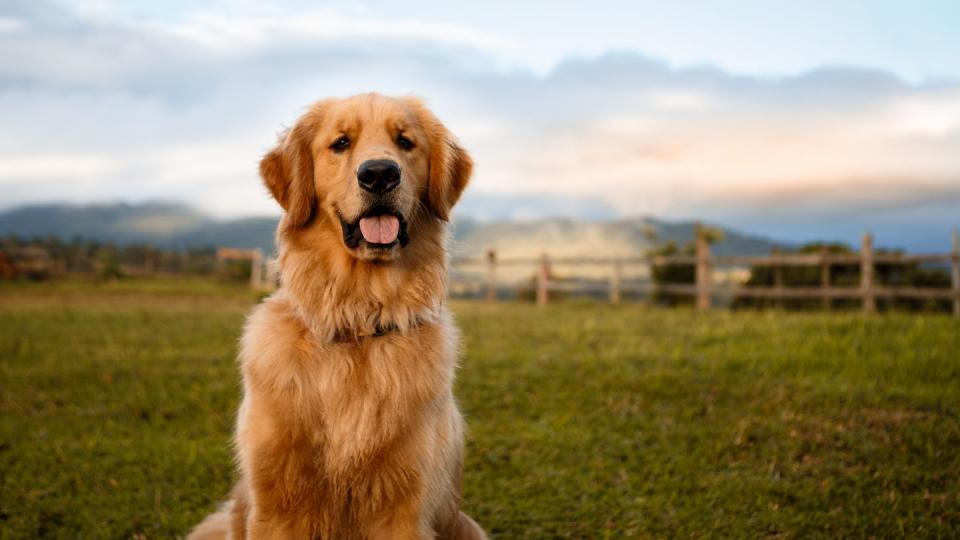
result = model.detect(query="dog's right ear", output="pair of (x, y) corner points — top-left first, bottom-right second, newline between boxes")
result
(259, 111), (320, 228)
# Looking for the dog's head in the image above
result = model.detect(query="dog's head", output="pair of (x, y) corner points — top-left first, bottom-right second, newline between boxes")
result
(260, 94), (472, 262)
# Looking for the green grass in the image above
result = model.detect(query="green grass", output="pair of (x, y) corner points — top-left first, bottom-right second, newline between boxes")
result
(1, 279), (958, 538)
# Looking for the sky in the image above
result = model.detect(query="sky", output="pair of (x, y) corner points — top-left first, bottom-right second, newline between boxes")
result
(1, 0), (959, 249)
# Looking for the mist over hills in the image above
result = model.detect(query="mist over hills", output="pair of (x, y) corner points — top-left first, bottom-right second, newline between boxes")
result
(0, 201), (787, 258)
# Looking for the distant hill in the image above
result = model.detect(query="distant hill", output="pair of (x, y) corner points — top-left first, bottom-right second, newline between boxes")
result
(0, 202), (279, 253)
(0, 202), (783, 258)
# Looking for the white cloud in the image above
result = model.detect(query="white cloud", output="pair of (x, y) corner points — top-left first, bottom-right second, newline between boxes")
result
(0, 17), (25, 33)
(642, 89), (718, 111)
(0, 154), (120, 181)
(148, 9), (513, 56)
(887, 93), (960, 137)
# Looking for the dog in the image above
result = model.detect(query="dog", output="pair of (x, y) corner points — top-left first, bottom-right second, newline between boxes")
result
(188, 94), (486, 539)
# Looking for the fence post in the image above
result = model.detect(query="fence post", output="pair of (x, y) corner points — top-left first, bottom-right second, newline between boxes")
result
(820, 247), (831, 311)
(952, 230), (959, 318)
(772, 247), (784, 310)
(264, 257), (279, 292)
(695, 226), (711, 310)
(485, 249), (497, 302)
(250, 248), (263, 289)
(144, 246), (156, 274)
(861, 233), (876, 313)
(537, 253), (550, 306)
(646, 255), (659, 307)
(610, 259), (622, 304)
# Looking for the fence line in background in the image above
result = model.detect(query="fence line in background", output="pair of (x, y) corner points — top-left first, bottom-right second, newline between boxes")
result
(485, 249), (497, 301)
(695, 231), (712, 311)
(861, 233), (876, 313)
(5, 229), (957, 317)
(454, 228), (960, 317)
(217, 247), (265, 289)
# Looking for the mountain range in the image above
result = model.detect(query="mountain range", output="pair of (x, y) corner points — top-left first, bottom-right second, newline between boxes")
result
(0, 202), (784, 260)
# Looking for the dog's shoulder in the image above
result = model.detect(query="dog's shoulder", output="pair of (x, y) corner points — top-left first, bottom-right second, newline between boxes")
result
(239, 292), (312, 378)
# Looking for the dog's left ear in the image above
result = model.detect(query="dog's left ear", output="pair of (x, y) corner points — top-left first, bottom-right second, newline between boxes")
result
(259, 107), (322, 228)
(408, 99), (473, 222)
(428, 137), (473, 222)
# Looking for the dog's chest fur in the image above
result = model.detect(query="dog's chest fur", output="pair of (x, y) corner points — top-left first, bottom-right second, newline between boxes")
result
(236, 295), (459, 533)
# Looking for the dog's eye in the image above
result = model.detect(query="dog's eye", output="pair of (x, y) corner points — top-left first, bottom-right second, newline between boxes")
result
(330, 135), (351, 153)
(396, 134), (415, 151)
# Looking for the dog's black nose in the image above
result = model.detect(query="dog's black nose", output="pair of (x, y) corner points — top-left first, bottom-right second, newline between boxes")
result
(357, 159), (401, 194)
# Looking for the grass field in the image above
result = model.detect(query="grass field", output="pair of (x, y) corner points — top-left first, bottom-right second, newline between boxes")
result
(1, 278), (958, 538)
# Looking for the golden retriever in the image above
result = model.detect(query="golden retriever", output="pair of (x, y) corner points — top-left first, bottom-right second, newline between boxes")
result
(188, 94), (485, 539)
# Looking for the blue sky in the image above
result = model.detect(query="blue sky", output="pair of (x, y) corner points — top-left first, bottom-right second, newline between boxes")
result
(2, 0), (959, 249)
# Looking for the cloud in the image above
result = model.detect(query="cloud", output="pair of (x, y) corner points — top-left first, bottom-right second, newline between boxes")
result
(0, 16), (25, 33)
(0, 1), (958, 248)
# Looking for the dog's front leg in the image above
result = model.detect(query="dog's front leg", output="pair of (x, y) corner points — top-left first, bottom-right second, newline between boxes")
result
(235, 388), (317, 539)
(245, 507), (305, 540)
(367, 496), (432, 540)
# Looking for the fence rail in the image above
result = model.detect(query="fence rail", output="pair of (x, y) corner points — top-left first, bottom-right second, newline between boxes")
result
(6, 229), (957, 317)
(454, 229), (960, 317)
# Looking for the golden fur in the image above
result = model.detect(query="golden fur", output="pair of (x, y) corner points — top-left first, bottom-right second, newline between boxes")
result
(188, 94), (485, 539)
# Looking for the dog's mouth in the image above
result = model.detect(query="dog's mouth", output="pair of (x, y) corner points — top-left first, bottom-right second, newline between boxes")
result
(339, 205), (410, 250)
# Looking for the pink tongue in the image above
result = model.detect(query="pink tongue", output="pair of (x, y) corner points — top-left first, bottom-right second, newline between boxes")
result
(359, 215), (400, 244)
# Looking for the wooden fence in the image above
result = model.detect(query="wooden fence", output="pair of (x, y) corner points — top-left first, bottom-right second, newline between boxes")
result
(452, 230), (960, 317)
(216, 247), (279, 291)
